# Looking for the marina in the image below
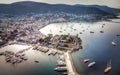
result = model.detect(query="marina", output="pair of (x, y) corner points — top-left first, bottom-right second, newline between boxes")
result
(0, 18), (120, 75)
(0, 33), (83, 75)
(0, 0), (119, 75)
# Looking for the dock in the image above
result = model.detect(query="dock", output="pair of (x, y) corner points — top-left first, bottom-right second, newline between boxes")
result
(64, 51), (80, 75)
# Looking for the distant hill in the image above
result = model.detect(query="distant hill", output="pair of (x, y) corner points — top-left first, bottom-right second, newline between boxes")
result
(74, 4), (120, 15)
(0, 1), (119, 16)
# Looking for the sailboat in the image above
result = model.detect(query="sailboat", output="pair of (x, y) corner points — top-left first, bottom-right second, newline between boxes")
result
(104, 59), (112, 74)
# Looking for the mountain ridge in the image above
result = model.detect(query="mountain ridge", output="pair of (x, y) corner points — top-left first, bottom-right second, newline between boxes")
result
(0, 1), (119, 16)
(0, 1), (120, 23)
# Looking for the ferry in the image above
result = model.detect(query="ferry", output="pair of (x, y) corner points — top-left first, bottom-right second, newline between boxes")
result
(88, 62), (96, 68)
(104, 60), (112, 74)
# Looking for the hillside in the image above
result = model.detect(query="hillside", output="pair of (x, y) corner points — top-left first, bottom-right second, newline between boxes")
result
(0, 1), (119, 16)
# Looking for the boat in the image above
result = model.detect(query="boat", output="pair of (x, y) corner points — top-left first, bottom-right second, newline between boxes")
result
(79, 32), (82, 34)
(90, 31), (94, 33)
(59, 55), (65, 61)
(54, 67), (67, 71)
(0, 52), (4, 56)
(62, 72), (67, 75)
(116, 34), (120, 37)
(102, 26), (104, 28)
(59, 31), (62, 33)
(88, 62), (96, 68)
(112, 41), (117, 46)
(83, 59), (90, 63)
(100, 31), (104, 33)
(104, 60), (112, 74)
(35, 61), (39, 63)
(56, 60), (66, 66)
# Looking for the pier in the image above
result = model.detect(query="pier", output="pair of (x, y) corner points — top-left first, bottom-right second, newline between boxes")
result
(64, 51), (80, 75)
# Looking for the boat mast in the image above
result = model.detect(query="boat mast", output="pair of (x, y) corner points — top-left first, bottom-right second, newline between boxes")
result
(107, 59), (112, 67)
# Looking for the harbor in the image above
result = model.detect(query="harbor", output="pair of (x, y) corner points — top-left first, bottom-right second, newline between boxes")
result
(0, 18), (120, 75)
(0, 33), (83, 75)
(40, 19), (120, 75)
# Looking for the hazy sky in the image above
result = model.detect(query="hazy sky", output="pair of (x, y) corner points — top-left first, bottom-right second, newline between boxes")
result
(0, 0), (120, 8)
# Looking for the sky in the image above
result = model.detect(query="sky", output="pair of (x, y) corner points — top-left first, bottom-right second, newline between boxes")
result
(0, 0), (120, 8)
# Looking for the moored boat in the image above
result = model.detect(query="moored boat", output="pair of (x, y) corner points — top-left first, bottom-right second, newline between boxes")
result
(112, 41), (117, 46)
(83, 59), (90, 63)
(54, 67), (67, 72)
(104, 59), (112, 74)
(88, 62), (96, 68)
